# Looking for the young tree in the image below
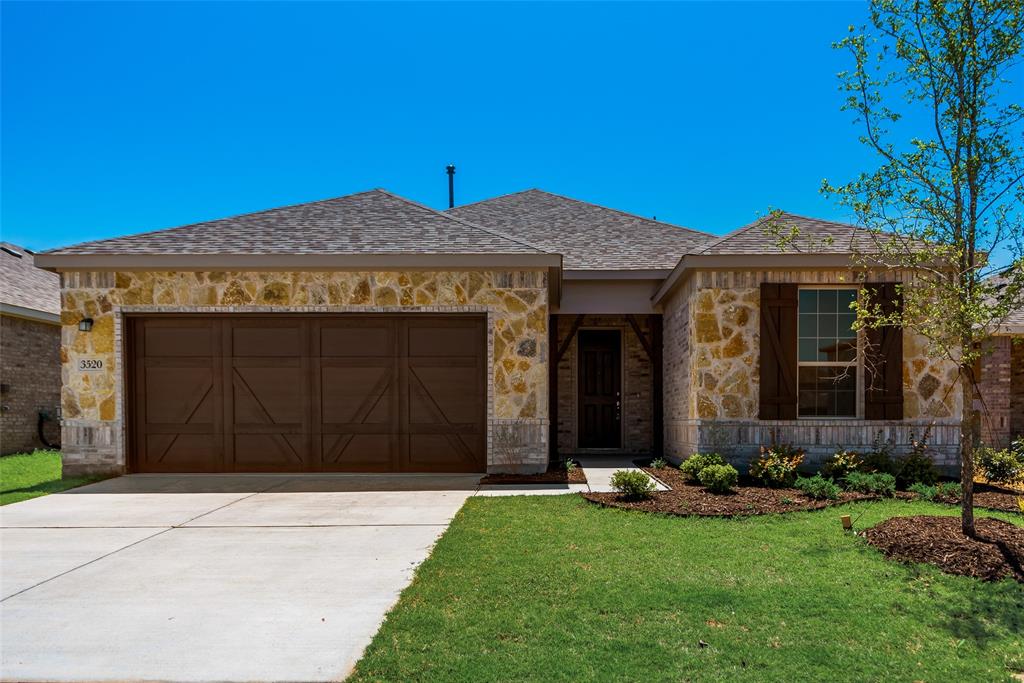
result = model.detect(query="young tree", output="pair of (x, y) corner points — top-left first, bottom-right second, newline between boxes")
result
(787, 0), (1024, 536)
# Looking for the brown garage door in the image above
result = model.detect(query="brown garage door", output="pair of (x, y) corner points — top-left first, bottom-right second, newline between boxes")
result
(128, 314), (486, 473)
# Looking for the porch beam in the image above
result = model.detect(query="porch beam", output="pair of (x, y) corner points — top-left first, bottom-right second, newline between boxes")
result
(555, 314), (585, 363)
(626, 314), (654, 361)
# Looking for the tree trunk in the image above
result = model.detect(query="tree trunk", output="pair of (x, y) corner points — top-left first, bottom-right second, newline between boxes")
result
(960, 371), (977, 537)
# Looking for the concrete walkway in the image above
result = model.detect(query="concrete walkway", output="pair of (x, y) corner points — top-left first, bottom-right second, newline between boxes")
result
(574, 455), (669, 492)
(0, 473), (477, 683)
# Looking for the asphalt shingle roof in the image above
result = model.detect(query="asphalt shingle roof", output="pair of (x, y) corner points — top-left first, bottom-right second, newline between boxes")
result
(449, 189), (715, 270)
(0, 243), (60, 316)
(43, 189), (550, 257)
(987, 269), (1024, 332)
(698, 212), (894, 255)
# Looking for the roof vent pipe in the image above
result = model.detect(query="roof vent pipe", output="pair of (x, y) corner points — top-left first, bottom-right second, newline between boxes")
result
(446, 164), (456, 208)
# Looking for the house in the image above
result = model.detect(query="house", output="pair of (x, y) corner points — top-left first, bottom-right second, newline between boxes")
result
(1, 242), (62, 454)
(976, 273), (1024, 449)
(35, 189), (962, 476)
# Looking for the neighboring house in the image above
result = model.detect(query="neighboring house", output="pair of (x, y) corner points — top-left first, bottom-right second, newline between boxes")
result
(976, 273), (1024, 449)
(36, 189), (961, 476)
(1, 242), (62, 454)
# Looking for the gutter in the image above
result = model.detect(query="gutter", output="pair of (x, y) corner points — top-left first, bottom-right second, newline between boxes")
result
(33, 252), (564, 272)
(0, 303), (60, 325)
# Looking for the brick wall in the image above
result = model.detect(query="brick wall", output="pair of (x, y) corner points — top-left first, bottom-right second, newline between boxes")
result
(977, 335), (1012, 448)
(1, 315), (61, 454)
(555, 315), (654, 455)
(1012, 338), (1024, 443)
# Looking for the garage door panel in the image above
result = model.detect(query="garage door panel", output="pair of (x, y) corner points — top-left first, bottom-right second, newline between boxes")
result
(408, 366), (481, 426)
(144, 434), (223, 472)
(142, 322), (217, 357)
(143, 368), (216, 425)
(406, 434), (482, 471)
(320, 324), (395, 357)
(407, 323), (480, 357)
(320, 434), (396, 471)
(231, 366), (306, 425)
(232, 434), (308, 471)
(319, 366), (395, 425)
(131, 315), (486, 473)
(231, 323), (304, 357)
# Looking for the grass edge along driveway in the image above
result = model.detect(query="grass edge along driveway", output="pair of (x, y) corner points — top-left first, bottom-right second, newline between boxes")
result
(0, 450), (103, 505)
(349, 495), (1023, 683)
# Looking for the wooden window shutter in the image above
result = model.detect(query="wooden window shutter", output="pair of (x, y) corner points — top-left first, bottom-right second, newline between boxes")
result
(758, 283), (798, 419)
(863, 283), (904, 420)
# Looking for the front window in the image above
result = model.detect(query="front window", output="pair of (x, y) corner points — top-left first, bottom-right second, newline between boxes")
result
(798, 288), (858, 417)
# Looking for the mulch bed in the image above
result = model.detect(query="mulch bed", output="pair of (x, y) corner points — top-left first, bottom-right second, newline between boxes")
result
(893, 482), (1023, 514)
(941, 483), (1022, 514)
(863, 515), (1024, 583)
(581, 466), (873, 517)
(479, 467), (587, 485)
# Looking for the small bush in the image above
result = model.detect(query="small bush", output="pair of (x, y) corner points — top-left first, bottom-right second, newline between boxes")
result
(909, 481), (962, 502)
(897, 439), (938, 487)
(609, 470), (656, 499)
(793, 475), (840, 500)
(976, 445), (1024, 484)
(843, 471), (896, 497)
(649, 457), (669, 469)
(749, 444), (805, 487)
(564, 458), (578, 472)
(861, 434), (898, 475)
(821, 450), (863, 479)
(680, 453), (725, 482)
(908, 482), (937, 500)
(697, 464), (738, 493)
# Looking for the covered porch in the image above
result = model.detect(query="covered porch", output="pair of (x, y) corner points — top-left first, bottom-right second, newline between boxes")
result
(548, 313), (663, 461)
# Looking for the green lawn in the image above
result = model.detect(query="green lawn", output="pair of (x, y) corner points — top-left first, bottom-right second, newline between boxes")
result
(0, 450), (103, 505)
(350, 496), (1024, 683)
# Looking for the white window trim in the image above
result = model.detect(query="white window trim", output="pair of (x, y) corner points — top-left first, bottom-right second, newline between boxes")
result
(796, 285), (862, 420)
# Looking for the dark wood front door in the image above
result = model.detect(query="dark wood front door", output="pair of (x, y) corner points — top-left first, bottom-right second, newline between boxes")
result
(129, 314), (486, 473)
(577, 330), (621, 448)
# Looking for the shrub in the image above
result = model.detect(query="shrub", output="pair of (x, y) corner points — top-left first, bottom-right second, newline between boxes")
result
(909, 481), (962, 502)
(609, 470), (656, 499)
(976, 445), (1024, 484)
(680, 453), (725, 482)
(564, 458), (578, 472)
(698, 464), (738, 493)
(896, 437), (938, 487)
(861, 433), (898, 475)
(936, 481), (962, 501)
(749, 444), (805, 487)
(821, 450), (863, 480)
(649, 457), (669, 469)
(793, 475), (840, 500)
(907, 482), (937, 500)
(843, 471), (896, 497)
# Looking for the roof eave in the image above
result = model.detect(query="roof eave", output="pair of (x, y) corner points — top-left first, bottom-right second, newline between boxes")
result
(651, 253), (862, 305)
(34, 252), (563, 272)
(0, 302), (60, 325)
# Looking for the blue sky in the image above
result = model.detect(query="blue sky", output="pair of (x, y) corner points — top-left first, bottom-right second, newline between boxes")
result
(3, 2), (896, 251)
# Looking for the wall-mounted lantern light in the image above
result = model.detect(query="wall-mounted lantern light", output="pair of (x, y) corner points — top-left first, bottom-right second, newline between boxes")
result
(78, 318), (94, 332)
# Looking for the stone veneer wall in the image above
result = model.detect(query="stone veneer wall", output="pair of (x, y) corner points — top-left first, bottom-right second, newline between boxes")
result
(59, 270), (549, 475)
(662, 269), (962, 471)
(554, 315), (653, 455)
(0, 315), (61, 454)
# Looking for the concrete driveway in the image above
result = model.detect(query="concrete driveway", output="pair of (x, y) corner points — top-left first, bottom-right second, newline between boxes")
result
(0, 473), (478, 683)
